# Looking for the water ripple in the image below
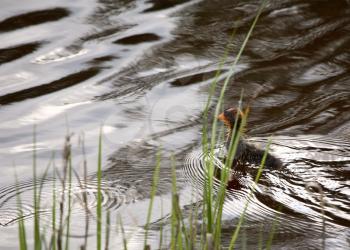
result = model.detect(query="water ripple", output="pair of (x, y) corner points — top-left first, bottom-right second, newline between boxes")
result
(183, 135), (350, 236)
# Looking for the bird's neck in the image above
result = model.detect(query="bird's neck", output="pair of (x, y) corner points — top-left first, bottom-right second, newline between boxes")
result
(226, 129), (246, 159)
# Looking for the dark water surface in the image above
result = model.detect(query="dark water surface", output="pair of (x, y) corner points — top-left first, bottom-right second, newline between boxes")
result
(0, 0), (350, 249)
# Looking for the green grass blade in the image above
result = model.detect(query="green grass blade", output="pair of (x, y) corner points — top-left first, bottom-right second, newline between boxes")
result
(170, 157), (181, 250)
(52, 165), (57, 250)
(97, 128), (103, 250)
(104, 210), (110, 250)
(258, 223), (264, 250)
(32, 125), (42, 250)
(118, 215), (128, 250)
(15, 166), (28, 250)
(158, 197), (164, 250)
(213, 106), (246, 249)
(143, 151), (161, 249)
(204, 0), (267, 239)
(201, 26), (237, 238)
(171, 157), (189, 249)
(265, 211), (280, 249)
(64, 152), (73, 250)
(228, 139), (271, 250)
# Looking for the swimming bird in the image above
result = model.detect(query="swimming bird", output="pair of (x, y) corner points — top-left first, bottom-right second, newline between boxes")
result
(217, 107), (282, 170)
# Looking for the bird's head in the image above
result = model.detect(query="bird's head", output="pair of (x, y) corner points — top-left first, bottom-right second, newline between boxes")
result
(217, 107), (246, 131)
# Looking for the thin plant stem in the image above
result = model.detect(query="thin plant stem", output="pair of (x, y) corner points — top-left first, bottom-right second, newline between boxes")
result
(104, 211), (110, 250)
(265, 210), (280, 250)
(201, 26), (237, 238)
(158, 197), (164, 250)
(258, 223), (264, 250)
(97, 128), (103, 250)
(58, 134), (71, 250)
(228, 139), (272, 250)
(33, 125), (41, 250)
(64, 154), (73, 250)
(51, 164), (57, 250)
(172, 156), (189, 249)
(213, 93), (245, 249)
(15, 165), (28, 250)
(143, 151), (161, 249)
(81, 134), (89, 250)
(118, 215), (128, 250)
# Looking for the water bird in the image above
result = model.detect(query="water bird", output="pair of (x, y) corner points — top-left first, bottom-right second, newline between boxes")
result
(217, 107), (282, 170)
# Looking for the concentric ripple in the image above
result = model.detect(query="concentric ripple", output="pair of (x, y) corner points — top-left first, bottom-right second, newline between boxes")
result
(0, 176), (140, 226)
(183, 135), (350, 237)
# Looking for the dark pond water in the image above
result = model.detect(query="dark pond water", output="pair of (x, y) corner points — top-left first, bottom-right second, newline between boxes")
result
(0, 0), (350, 249)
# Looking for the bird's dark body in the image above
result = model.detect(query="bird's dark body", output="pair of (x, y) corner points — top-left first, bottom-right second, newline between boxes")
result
(219, 107), (283, 172)
(217, 142), (283, 190)
(231, 142), (283, 171)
